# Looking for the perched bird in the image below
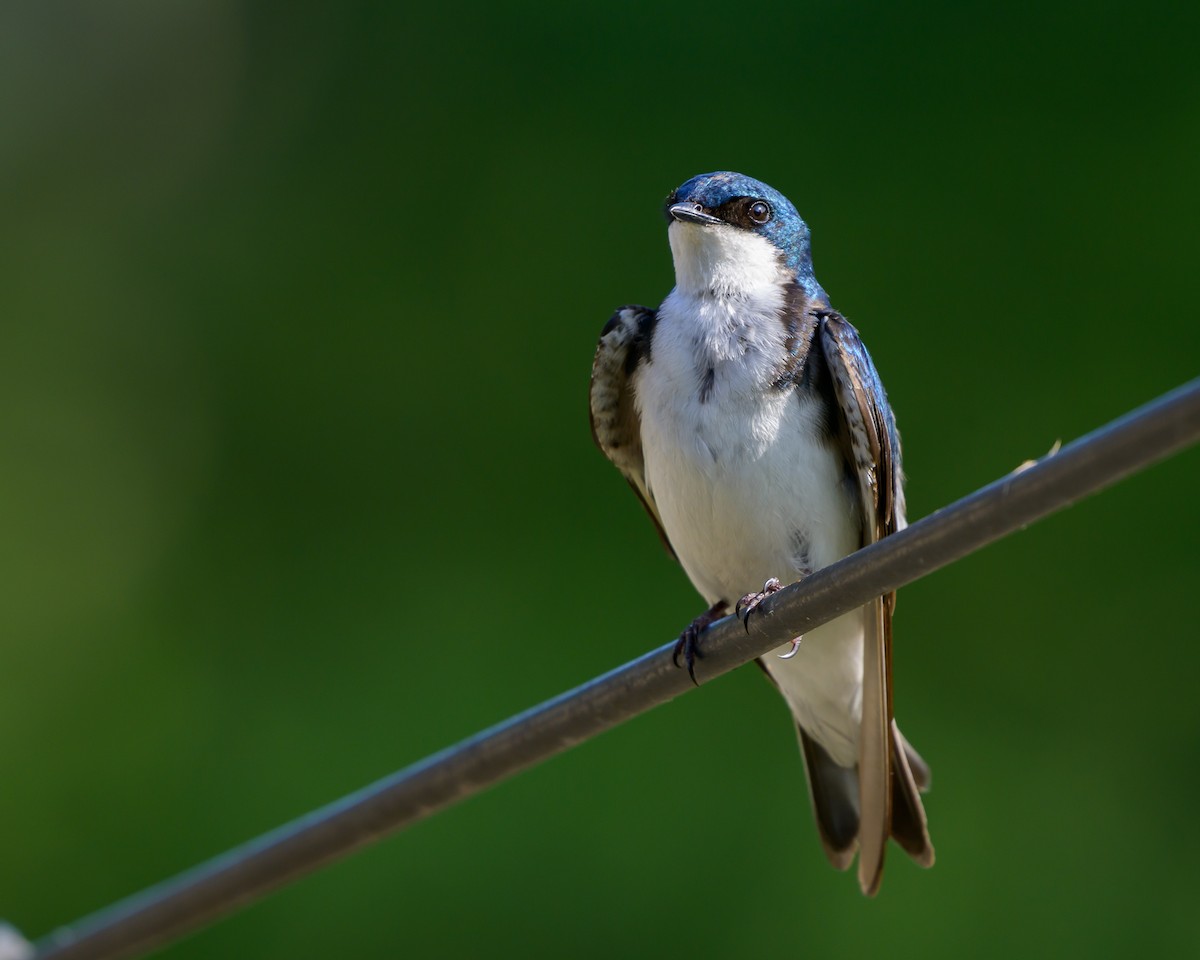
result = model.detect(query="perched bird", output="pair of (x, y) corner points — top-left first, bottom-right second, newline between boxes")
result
(589, 172), (933, 895)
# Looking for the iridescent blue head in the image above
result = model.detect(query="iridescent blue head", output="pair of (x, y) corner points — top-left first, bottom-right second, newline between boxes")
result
(664, 171), (824, 299)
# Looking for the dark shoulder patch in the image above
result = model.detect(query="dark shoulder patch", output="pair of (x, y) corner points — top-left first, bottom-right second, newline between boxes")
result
(772, 281), (827, 391)
(622, 306), (658, 375)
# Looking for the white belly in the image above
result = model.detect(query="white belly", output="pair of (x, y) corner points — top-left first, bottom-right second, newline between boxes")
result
(636, 296), (866, 764)
(643, 389), (857, 593)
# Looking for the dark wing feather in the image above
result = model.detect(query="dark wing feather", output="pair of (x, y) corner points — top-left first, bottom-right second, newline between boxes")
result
(819, 311), (932, 894)
(589, 306), (674, 558)
(819, 312), (903, 540)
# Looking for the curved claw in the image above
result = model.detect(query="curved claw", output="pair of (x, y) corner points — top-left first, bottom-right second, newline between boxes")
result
(777, 638), (803, 660)
(672, 625), (705, 685)
(670, 602), (727, 686)
(671, 632), (701, 677)
(735, 577), (783, 632)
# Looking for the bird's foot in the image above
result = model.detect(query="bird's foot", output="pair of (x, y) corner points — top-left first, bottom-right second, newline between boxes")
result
(671, 602), (728, 686)
(735, 578), (783, 632)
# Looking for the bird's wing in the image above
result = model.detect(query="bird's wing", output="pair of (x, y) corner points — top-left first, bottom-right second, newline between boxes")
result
(818, 311), (907, 896)
(589, 306), (675, 558)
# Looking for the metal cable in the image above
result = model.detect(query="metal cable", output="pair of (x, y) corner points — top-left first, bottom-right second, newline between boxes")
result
(31, 377), (1200, 960)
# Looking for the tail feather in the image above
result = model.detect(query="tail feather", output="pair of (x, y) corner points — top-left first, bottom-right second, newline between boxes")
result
(798, 728), (859, 871)
(889, 721), (935, 866)
(758, 657), (934, 890)
(795, 719), (935, 882)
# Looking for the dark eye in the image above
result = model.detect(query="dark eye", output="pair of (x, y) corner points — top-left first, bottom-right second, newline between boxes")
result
(748, 200), (772, 224)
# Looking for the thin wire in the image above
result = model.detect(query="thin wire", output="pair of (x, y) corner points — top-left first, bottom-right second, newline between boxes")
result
(32, 377), (1200, 960)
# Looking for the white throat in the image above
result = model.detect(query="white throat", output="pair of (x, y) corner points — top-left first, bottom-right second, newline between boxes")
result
(668, 221), (788, 298)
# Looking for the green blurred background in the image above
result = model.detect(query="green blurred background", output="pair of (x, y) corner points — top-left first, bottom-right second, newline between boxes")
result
(3, 1), (1199, 957)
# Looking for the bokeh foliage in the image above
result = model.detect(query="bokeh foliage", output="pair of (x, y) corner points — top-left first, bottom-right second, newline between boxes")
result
(2, 1), (1198, 957)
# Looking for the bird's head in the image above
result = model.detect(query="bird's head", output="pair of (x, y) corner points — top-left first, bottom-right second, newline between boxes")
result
(664, 171), (823, 300)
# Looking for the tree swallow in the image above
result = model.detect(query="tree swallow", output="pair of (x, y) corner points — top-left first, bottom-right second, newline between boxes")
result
(589, 172), (933, 895)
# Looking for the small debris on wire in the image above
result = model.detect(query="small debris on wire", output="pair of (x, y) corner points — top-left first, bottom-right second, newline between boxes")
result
(1013, 438), (1063, 474)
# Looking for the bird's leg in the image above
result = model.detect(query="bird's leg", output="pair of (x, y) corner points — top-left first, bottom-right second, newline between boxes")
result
(735, 577), (784, 631)
(671, 601), (728, 686)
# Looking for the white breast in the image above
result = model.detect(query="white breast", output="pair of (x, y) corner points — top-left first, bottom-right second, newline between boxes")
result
(637, 238), (860, 603)
(634, 222), (866, 763)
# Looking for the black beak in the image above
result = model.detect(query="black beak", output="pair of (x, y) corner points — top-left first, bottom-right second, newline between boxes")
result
(668, 202), (723, 226)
